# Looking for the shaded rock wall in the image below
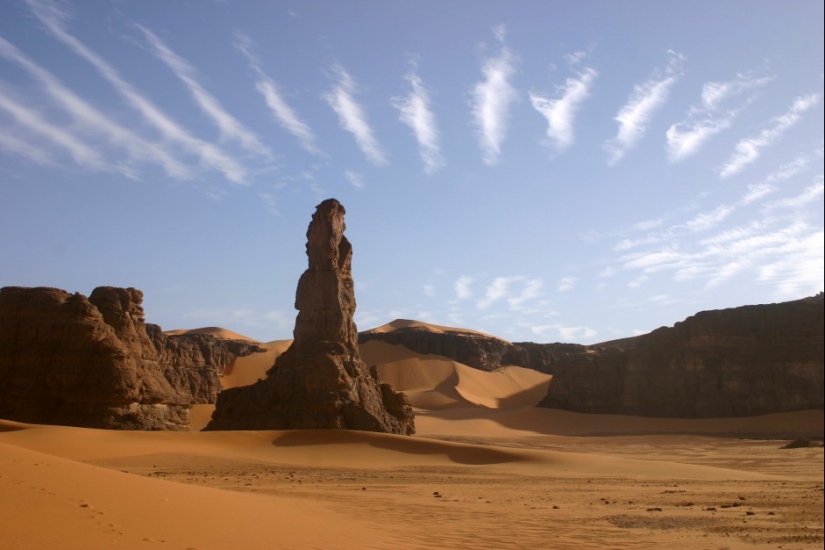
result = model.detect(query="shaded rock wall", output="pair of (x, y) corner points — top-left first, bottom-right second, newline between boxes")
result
(206, 199), (415, 434)
(0, 286), (265, 429)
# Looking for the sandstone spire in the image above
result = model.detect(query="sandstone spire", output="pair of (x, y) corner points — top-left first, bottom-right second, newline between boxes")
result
(205, 199), (415, 434)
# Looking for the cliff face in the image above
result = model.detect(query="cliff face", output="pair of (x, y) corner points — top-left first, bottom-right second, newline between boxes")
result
(541, 294), (824, 418)
(206, 199), (415, 434)
(360, 295), (824, 418)
(0, 286), (265, 429)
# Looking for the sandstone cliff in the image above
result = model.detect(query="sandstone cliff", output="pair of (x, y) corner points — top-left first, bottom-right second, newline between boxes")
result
(0, 286), (265, 429)
(359, 295), (824, 418)
(206, 199), (415, 434)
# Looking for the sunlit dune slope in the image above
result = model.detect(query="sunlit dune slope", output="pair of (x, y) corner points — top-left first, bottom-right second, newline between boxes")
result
(0, 420), (774, 480)
(164, 326), (261, 343)
(361, 340), (552, 410)
(364, 318), (508, 341)
(0, 436), (385, 550)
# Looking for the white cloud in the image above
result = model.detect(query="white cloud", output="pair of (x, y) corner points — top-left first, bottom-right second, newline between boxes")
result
(558, 325), (598, 341)
(615, 212), (824, 298)
(0, 127), (53, 165)
(392, 64), (444, 173)
(183, 307), (291, 331)
(633, 217), (665, 231)
(700, 76), (772, 110)
(234, 32), (321, 155)
(719, 93), (821, 178)
(740, 151), (818, 205)
(470, 25), (518, 165)
(556, 276), (577, 292)
(667, 118), (734, 163)
(599, 267), (616, 278)
(423, 284), (436, 297)
(604, 51), (684, 165)
(0, 89), (104, 169)
(454, 276), (474, 299)
(476, 276), (545, 311)
(764, 177), (824, 211)
(667, 74), (772, 162)
(530, 67), (597, 153)
(508, 278), (543, 310)
(563, 51), (588, 66)
(685, 204), (735, 232)
(758, 230), (824, 297)
(26, 0), (247, 183)
(0, 35), (190, 179)
(258, 192), (279, 215)
(323, 63), (387, 166)
(344, 170), (365, 189)
(627, 275), (649, 288)
(139, 25), (271, 158)
(478, 277), (513, 309)
(742, 183), (777, 204)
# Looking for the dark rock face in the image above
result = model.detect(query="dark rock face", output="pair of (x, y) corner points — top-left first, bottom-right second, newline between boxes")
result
(0, 286), (265, 429)
(206, 199), (415, 434)
(360, 295), (824, 418)
(538, 295), (824, 417)
(146, 324), (267, 405)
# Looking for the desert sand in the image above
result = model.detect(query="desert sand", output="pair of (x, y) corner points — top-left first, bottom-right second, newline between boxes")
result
(2, 323), (823, 549)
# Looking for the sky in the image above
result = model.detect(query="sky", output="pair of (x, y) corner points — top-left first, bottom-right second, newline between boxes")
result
(0, 0), (823, 344)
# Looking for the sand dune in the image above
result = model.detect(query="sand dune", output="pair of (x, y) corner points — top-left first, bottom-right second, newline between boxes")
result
(362, 340), (551, 410)
(3, 419), (822, 550)
(364, 318), (507, 341)
(0, 420), (776, 481)
(220, 339), (292, 389)
(164, 326), (262, 342)
(0, 438), (386, 550)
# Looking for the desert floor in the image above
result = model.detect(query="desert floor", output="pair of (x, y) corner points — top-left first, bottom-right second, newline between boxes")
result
(1, 327), (823, 550)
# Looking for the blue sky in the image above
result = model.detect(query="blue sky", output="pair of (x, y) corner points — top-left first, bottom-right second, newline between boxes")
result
(1, 0), (823, 344)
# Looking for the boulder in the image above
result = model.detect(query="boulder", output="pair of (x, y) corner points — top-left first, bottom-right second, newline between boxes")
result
(206, 199), (414, 434)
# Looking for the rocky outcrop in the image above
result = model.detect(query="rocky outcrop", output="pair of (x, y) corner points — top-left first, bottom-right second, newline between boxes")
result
(0, 286), (265, 429)
(358, 326), (590, 374)
(539, 294), (824, 417)
(206, 199), (415, 434)
(360, 295), (824, 418)
(146, 324), (266, 404)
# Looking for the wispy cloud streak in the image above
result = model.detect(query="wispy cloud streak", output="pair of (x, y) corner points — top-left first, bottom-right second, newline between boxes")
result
(470, 25), (518, 165)
(604, 51), (683, 165)
(0, 34), (190, 179)
(26, 0), (247, 184)
(455, 276), (475, 300)
(234, 32), (320, 156)
(477, 276), (543, 310)
(667, 74), (774, 162)
(530, 66), (597, 153)
(741, 152), (818, 204)
(719, 93), (820, 178)
(0, 126), (54, 165)
(392, 62), (444, 173)
(323, 63), (387, 166)
(138, 25), (271, 158)
(0, 88), (103, 168)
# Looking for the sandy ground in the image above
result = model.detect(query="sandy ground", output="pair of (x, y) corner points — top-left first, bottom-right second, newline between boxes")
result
(2, 324), (823, 549)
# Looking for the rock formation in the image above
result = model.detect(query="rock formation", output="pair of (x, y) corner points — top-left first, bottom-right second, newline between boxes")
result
(0, 286), (265, 429)
(539, 294), (824, 417)
(206, 199), (415, 434)
(360, 294), (824, 418)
